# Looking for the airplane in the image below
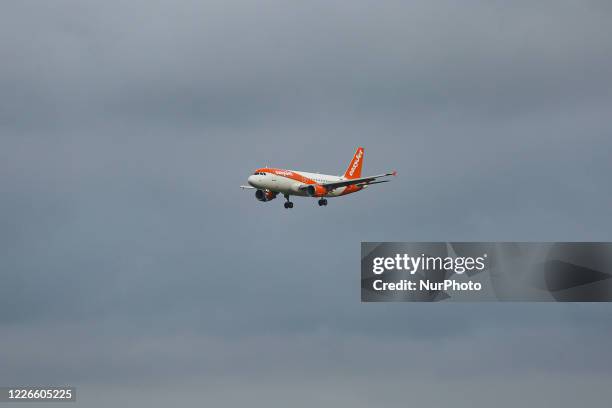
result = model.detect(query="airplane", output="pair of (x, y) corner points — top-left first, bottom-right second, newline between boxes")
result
(240, 147), (396, 209)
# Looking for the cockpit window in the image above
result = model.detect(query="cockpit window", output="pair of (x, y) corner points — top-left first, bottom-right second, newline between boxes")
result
(253, 172), (266, 175)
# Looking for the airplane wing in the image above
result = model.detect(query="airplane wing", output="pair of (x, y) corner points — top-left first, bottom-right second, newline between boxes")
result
(301, 171), (397, 192)
(240, 185), (255, 189)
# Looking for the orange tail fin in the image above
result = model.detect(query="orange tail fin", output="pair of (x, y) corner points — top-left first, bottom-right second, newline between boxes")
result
(343, 147), (364, 179)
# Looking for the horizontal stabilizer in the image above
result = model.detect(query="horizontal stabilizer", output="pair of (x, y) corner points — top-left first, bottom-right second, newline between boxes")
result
(357, 180), (389, 186)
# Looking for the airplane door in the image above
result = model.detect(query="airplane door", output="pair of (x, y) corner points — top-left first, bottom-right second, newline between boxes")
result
(270, 173), (278, 190)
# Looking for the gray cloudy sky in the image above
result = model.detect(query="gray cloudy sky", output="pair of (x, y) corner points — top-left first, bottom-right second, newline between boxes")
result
(1, 0), (612, 406)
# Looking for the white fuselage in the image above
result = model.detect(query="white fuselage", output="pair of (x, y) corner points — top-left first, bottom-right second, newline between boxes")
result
(248, 170), (350, 197)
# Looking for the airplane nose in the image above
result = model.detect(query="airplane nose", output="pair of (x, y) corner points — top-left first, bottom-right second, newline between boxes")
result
(247, 175), (256, 186)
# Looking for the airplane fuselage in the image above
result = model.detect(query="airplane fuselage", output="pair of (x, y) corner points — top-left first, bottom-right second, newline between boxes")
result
(247, 168), (363, 198)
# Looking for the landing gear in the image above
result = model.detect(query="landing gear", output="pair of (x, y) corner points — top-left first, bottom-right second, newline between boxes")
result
(318, 198), (328, 206)
(283, 194), (294, 209)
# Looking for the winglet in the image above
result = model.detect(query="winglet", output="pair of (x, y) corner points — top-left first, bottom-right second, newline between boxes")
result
(392, 170), (397, 176)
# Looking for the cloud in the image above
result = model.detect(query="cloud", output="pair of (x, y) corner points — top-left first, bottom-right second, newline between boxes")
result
(1, 0), (611, 405)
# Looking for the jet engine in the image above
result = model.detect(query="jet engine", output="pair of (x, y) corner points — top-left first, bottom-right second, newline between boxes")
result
(305, 184), (327, 197)
(255, 189), (277, 202)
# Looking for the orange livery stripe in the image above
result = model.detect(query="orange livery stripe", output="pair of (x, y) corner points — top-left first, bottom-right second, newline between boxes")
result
(255, 168), (318, 185)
